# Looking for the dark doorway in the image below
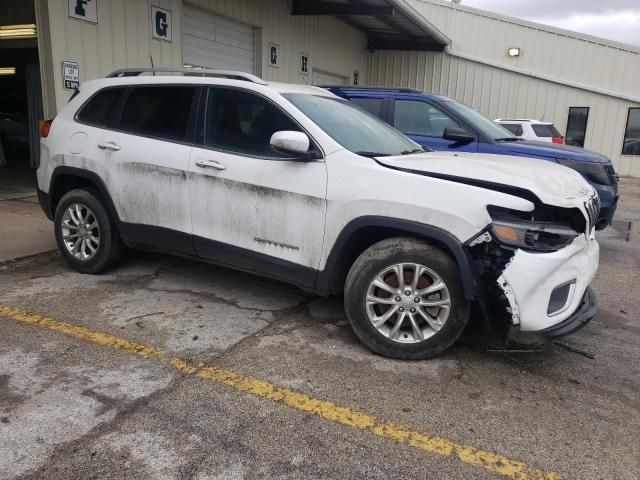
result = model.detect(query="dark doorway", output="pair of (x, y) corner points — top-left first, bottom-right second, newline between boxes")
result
(0, 0), (41, 199)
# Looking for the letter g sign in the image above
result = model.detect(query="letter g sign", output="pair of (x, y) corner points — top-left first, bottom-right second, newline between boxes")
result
(151, 6), (172, 42)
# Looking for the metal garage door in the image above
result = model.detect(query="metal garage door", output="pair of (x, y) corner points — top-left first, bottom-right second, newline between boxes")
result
(183, 7), (255, 73)
(312, 70), (348, 86)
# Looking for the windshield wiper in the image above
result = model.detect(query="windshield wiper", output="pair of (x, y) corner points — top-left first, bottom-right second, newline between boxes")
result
(400, 148), (425, 155)
(494, 137), (523, 142)
(355, 151), (390, 158)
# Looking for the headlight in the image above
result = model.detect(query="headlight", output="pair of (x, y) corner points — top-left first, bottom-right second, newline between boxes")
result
(556, 159), (610, 185)
(491, 220), (579, 252)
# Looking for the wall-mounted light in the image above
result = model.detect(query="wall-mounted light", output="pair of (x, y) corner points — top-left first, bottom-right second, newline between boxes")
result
(507, 47), (521, 57)
(0, 24), (37, 40)
(0, 67), (16, 75)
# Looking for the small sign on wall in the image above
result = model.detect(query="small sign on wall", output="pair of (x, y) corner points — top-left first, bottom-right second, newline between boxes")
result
(353, 70), (360, 85)
(269, 43), (280, 68)
(62, 61), (80, 90)
(68, 0), (98, 24)
(300, 53), (309, 75)
(151, 5), (172, 42)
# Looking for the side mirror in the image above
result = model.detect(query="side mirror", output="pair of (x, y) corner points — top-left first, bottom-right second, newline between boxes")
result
(443, 127), (475, 144)
(270, 131), (311, 157)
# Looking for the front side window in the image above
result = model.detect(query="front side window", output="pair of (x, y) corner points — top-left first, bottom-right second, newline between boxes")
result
(393, 100), (460, 137)
(205, 88), (302, 157)
(119, 86), (196, 142)
(501, 123), (523, 136)
(623, 108), (640, 155)
(565, 107), (589, 147)
(284, 93), (419, 157)
(76, 87), (126, 127)
(350, 97), (384, 118)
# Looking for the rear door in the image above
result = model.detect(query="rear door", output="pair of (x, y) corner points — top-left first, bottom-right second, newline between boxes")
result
(95, 85), (199, 252)
(187, 86), (327, 287)
(391, 99), (478, 152)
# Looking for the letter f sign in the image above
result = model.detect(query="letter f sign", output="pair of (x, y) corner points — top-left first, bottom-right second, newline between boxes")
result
(75, 0), (89, 16)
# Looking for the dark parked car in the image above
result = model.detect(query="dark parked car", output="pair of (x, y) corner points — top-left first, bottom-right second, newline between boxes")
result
(326, 87), (618, 229)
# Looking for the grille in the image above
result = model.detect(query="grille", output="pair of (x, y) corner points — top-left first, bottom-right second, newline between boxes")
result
(605, 164), (619, 184)
(584, 196), (600, 233)
(547, 281), (575, 316)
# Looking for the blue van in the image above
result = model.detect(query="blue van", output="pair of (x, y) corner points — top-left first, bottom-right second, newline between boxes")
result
(327, 87), (618, 229)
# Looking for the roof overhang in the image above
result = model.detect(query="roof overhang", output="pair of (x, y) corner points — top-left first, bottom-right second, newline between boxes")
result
(291, 0), (450, 51)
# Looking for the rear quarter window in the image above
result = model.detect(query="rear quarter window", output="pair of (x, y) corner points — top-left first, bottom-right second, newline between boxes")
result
(532, 124), (561, 138)
(76, 87), (126, 127)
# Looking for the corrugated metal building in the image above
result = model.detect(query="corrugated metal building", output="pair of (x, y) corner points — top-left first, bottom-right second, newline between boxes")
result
(1, 0), (639, 179)
(368, 0), (640, 177)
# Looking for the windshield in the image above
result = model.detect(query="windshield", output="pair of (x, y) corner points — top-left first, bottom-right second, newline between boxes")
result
(284, 93), (422, 156)
(444, 100), (517, 141)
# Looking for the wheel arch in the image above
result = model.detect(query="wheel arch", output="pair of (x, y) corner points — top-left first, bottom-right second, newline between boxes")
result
(315, 216), (479, 300)
(48, 167), (120, 228)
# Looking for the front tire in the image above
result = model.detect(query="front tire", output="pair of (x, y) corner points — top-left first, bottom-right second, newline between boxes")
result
(344, 237), (470, 360)
(54, 189), (123, 274)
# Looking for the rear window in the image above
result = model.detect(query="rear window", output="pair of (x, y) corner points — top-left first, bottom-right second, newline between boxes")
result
(501, 123), (523, 136)
(532, 124), (561, 138)
(76, 87), (126, 127)
(350, 98), (384, 118)
(119, 86), (197, 142)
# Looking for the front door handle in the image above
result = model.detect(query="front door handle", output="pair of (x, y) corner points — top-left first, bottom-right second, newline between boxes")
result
(98, 141), (121, 151)
(195, 159), (226, 171)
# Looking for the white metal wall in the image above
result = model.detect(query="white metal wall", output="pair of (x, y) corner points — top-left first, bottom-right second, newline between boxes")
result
(368, 50), (640, 177)
(407, 0), (640, 100)
(37, 0), (368, 115)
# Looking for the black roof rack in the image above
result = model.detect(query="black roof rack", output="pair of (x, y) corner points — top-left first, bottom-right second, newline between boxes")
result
(106, 67), (267, 85)
(317, 85), (421, 93)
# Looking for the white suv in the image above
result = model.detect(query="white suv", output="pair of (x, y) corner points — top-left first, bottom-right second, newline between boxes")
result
(495, 119), (564, 144)
(37, 68), (600, 359)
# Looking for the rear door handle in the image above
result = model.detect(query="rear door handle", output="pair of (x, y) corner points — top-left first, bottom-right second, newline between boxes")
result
(195, 159), (226, 171)
(98, 141), (121, 151)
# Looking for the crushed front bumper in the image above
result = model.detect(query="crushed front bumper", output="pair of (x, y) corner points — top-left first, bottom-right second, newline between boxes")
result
(497, 233), (599, 333)
(506, 287), (597, 345)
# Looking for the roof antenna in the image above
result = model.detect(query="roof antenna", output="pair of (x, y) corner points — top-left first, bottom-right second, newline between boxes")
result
(150, 54), (155, 76)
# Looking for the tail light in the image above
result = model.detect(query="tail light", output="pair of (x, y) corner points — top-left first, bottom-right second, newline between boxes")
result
(552, 137), (563, 144)
(40, 119), (53, 138)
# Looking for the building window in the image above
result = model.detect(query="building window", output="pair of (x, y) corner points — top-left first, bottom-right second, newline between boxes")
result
(565, 107), (589, 148)
(623, 108), (640, 155)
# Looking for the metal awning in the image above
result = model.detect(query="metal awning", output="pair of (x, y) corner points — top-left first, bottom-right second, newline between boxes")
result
(291, 0), (450, 51)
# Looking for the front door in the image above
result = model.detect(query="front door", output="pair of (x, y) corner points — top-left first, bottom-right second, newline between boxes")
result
(188, 87), (327, 287)
(392, 99), (479, 152)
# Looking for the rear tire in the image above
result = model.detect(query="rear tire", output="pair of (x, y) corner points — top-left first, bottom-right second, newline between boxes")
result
(54, 189), (123, 274)
(344, 237), (470, 359)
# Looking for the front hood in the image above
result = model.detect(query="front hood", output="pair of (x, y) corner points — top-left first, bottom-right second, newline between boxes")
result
(376, 151), (596, 208)
(506, 140), (609, 163)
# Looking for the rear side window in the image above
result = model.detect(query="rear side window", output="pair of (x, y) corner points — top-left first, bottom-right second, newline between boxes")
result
(393, 100), (460, 137)
(532, 124), (561, 138)
(501, 123), (523, 136)
(350, 98), (384, 118)
(119, 86), (196, 142)
(76, 87), (126, 127)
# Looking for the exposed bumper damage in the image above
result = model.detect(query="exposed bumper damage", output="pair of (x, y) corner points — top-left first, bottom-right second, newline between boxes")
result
(468, 230), (599, 343)
(498, 232), (599, 332)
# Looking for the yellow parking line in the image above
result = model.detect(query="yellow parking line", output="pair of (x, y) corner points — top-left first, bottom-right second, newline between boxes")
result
(0, 304), (561, 480)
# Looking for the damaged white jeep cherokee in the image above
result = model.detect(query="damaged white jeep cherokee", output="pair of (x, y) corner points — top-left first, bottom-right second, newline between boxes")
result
(37, 68), (600, 359)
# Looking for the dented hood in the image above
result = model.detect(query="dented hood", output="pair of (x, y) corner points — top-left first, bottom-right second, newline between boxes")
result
(376, 151), (595, 208)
